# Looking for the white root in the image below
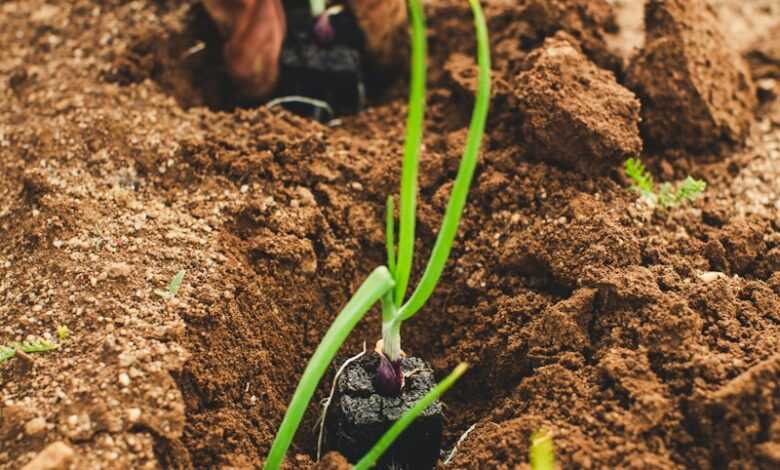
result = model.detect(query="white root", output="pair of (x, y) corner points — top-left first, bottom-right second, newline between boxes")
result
(444, 422), (498, 465)
(315, 342), (367, 461)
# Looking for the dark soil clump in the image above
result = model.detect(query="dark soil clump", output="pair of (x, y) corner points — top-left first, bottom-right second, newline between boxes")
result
(276, 7), (366, 118)
(324, 354), (442, 470)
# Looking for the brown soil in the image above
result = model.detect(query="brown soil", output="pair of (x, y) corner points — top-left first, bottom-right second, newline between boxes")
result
(1, 1), (779, 469)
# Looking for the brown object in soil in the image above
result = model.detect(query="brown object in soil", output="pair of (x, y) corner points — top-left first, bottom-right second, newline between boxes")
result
(314, 452), (351, 470)
(513, 32), (642, 173)
(687, 354), (780, 467)
(747, 22), (780, 80)
(487, 0), (621, 77)
(347, 0), (407, 68)
(20, 441), (76, 470)
(203, 0), (286, 99)
(625, 0), (757, 152)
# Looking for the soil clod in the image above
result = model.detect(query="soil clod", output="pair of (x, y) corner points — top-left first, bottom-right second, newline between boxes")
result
(626, 0), (757, 152)
(513, 32), (642, 173)
(325, 353), (442, 470)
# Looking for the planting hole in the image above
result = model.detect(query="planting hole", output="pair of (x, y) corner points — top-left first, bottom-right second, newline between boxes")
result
(105, 2), (398, 120)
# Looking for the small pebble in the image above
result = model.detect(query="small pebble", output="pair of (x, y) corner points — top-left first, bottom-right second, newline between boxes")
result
(127, 408), (141, 422)
(699, 271), (727, 283)
(20, 441), (74, 470)
(24, 417), (47, 437)
(106, 262), (132, 279)
(118, 372), (131, 386)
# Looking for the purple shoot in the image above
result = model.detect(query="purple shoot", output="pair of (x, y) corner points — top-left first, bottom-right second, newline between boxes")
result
(375, 353), (404, 396)
(313, 12), (336, 46)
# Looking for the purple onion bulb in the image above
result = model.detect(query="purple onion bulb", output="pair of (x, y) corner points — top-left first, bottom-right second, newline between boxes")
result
(313, 13), (336, 46)
(375, 353), (404, 397)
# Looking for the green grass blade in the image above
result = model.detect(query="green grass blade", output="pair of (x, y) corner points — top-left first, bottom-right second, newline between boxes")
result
(0, 346), (15, 364)
(263, 267), (395, 470)
(168, 270), (185, 296)
(399, 0), (490, 321)
(19, 340), (59, 353)
(530, 430), (556, 470)
(394, 0), (427, 307)
(385, 196), (397, 276)
(353, 363), (469, 470)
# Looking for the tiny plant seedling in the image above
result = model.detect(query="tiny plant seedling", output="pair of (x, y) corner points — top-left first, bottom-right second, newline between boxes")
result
(0, 326), (69, 365)
(263, 0), (491, 468)
(530, 429), (556, 470)
(353, 363), (469, 470)
(57, 325), (70, 341)
(624, 158), (706, 209)
(156, 269), (185, 300)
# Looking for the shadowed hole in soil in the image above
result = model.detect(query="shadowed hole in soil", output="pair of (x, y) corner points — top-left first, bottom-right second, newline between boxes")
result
(104, 2), (399, 120)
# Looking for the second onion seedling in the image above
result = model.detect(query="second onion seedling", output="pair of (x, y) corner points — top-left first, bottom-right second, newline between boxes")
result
(263, 0), (491, 467)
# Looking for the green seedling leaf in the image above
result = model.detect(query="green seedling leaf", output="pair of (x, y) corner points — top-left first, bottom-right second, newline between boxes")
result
(386, 195), (397, 277)
(397, 0), (490, 321)
(310, 0), (326, 16)
(393, 0), (427, 307)
(657, 182), (674, 207)
(530, 429), (556, 470)
(263, 267), (395, 470)
(156, 270), (185, 299)
(57, 325), (70, 341)
(624, 157), (654, 197)
(625, 158), (706, 209)
(0, 338), (59, 365)
(0, 346), (15, 363)
(672, 176), (706, 205)
(353, 363), (469, 470)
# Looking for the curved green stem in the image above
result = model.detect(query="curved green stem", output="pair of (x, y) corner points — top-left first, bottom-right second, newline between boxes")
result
(353, 363), (469, 470)
(394, 0), (427, 307)
(263, 267), (395, 470)
(399, 0), (491, 321)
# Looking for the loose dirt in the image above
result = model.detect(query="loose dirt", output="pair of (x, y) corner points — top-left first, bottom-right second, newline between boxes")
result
(1, 0), (779, 469)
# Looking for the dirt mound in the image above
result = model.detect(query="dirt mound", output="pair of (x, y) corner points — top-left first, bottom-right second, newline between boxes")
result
(626, 0), (757, 152)
(512, 32), (642, 173)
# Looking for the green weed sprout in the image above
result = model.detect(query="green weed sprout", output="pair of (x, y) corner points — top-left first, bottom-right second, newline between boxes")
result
(624, 158), (706, 209)
(57, 325), (70, 341)
(156, 269), (185, 299)
(0, 338), (59, 365)
(353, 363), (469, 470)
(263, 0), (490, 467)
(530, 429), (556, 470)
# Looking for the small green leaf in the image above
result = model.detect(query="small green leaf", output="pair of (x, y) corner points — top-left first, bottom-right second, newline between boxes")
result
(0, 346), (15, 364)
(657, 182), (674, 208)
(674, 176), (706, 205)
(168, 270), (185, 296)
(57, 325), (70, 341)
(156, 270), (185, 299)
(624, 157), (654, 196)
(625, 158), (706, 209)
(530, 429), (556, 470)
(0, 338), (59, 365)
